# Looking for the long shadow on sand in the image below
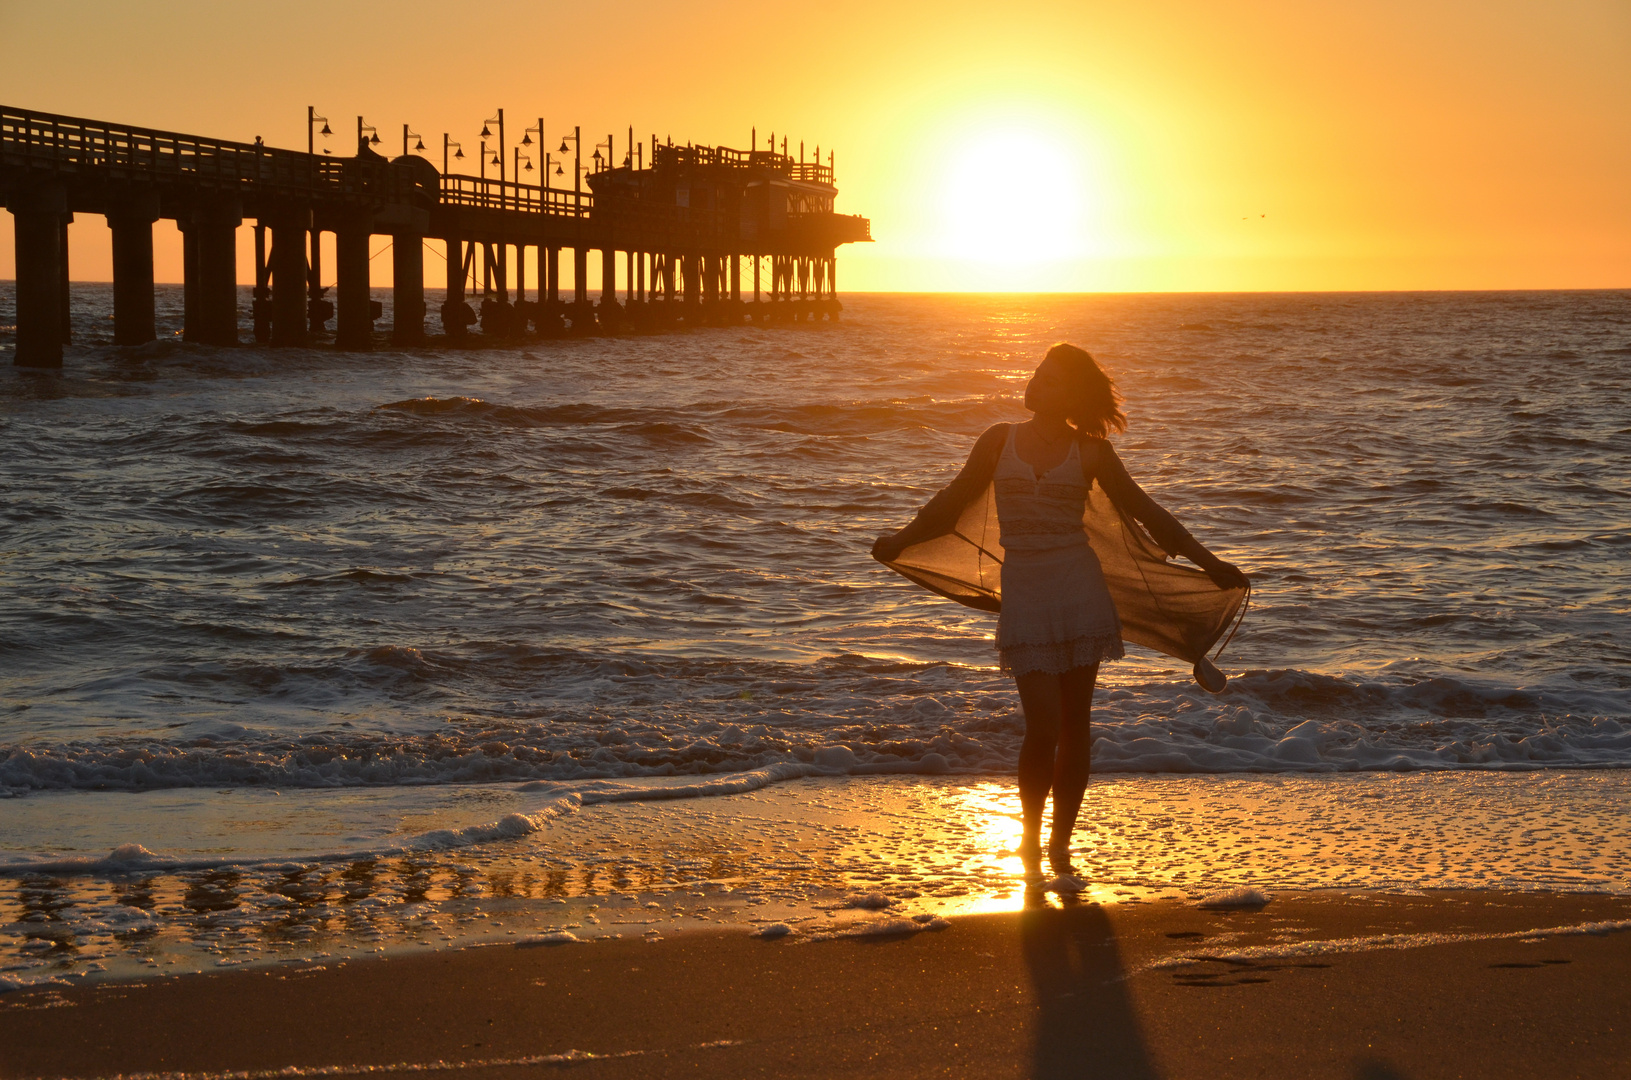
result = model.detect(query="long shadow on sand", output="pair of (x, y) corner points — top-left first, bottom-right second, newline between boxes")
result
(1022, 901), (1160, 1080)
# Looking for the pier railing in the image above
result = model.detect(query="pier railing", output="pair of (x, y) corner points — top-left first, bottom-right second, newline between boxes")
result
(438, 173), (592, 217)
(650, 143), (833, 185)
(0, 106), (426, 204)
(786, 211), (872, 246)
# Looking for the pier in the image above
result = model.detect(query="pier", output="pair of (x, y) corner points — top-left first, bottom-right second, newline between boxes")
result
(0, 106), (871, 366)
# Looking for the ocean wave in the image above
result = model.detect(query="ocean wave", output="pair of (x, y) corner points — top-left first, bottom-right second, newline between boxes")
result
(1, 665), (1625, 800)
(0, 763), (869, 875)
(371, 395), (1005, 441)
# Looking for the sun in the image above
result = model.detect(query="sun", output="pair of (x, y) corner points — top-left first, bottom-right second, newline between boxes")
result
(938, 127), (1089, 265)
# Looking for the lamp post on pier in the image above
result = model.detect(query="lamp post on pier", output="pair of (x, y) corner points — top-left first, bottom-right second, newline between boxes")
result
(482, 110), (506, 185)
(515, 149), (533, 216)
(521, 119), (544, 195)
(356, 117), (382, 154)
(403, 125), (425, 158)
(559, 127), (582, 211)
(307, 107), (331, 154)
(443, 136), (463, 175)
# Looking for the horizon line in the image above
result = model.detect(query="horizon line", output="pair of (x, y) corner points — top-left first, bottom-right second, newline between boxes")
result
(3, 281), (1629, 296)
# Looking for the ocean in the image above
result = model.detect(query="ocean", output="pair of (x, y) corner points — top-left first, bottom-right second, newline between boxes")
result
(2, 286), (1628, 984)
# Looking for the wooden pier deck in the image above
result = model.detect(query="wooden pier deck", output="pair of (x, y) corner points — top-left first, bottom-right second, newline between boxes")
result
(0, 106), (872, 365)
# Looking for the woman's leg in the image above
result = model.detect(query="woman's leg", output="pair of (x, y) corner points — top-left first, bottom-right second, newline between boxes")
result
(1047, 663), (1099, 868)
(1014, 670), (1065, 869)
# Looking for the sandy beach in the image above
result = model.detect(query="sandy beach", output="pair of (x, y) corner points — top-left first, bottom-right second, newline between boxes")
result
(5, 890), (1628, 1080)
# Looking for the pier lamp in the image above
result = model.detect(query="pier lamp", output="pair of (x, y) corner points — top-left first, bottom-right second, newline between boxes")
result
(524, 119), (545, 192)
(443, 135), (463, 175)
(307, 107), (331, 155)
(357, 118), (382, 152)
(483, 109), (506, 184)
(403, 125), (425, 157)
(558, 127), (582, 201)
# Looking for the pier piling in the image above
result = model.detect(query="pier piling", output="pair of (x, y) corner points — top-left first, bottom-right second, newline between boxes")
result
(270, 209), (309, 347)
(442, 235), (468, 337)
(181, 198), (241, 347)
(7, 182), (68, 366)
(333, 217), (372, 351)
(392, 233), (425, 345)
(109, 189), (159, 346)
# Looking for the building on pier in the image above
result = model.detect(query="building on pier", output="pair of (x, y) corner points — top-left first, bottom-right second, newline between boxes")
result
(0, 106), (871, 366)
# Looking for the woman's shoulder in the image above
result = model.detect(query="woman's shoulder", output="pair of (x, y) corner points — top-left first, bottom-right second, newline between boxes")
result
(972, 422), (1012, 454)
(950, 424), (1010, 481)
(1074, 431), (1115, 457)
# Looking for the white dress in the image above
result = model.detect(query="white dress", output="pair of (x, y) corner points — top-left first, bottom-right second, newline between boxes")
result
(994, 426), (1125, 674)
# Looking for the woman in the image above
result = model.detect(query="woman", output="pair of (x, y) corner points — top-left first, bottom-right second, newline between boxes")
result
(872, 344), (1247, 875)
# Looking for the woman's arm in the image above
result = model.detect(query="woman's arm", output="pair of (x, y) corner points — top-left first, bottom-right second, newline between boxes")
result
(1087, 438), (1248, 590)
(871, 424), (1009, 562)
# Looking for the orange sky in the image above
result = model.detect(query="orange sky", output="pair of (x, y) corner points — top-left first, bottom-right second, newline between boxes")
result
(1, 0), (1627, 291)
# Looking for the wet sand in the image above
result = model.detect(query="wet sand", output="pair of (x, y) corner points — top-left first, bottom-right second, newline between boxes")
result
(4, 890), (1628, 1079)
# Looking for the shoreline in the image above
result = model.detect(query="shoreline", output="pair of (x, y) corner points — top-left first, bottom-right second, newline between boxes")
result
(4, 890), (1629, 1079)
(5, 770), (1631, 993)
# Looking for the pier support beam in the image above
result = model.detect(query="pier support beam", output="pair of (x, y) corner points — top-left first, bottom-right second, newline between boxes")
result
(391, 233), (425, 345)
(252, 225), (273, 342)
(7, 183), (69, 366)
(334, 219), (373, 351)
(599, 247), (618, 331)
(270, 209), (309, 347)
(442, 236), (468, 338)
(59, 216), (72, 344)
(308, 224), (332, 336)
(109, 190), (159, 346)
(181, 198), (242, 346)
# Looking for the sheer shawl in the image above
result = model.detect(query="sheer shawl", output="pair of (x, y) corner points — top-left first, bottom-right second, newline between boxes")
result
(875, 433), (1247, 688)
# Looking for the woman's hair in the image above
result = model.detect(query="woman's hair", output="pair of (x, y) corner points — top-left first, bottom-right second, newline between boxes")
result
(1045, 343), (1127, 438)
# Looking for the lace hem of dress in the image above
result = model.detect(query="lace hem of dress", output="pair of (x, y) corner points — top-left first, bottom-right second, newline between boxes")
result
(999, 632), (1125, 675)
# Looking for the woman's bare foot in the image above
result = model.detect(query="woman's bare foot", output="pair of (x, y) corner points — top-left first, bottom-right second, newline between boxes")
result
(1047, 839), (1075, 876)
(1018, 837), (1043, 878)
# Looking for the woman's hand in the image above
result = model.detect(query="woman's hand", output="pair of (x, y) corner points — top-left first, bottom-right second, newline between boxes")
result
(871, 532), (909, 562)
(1200, 558), (1249, 591)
